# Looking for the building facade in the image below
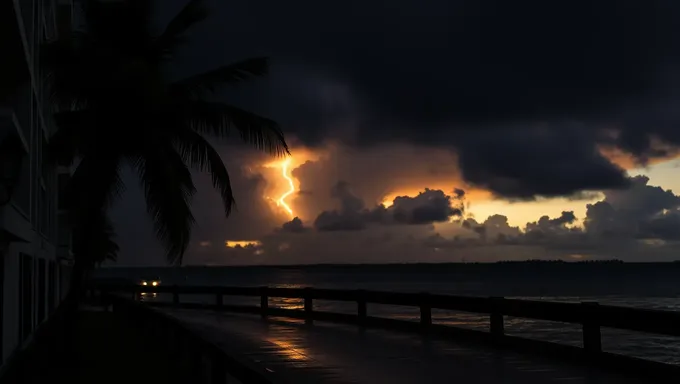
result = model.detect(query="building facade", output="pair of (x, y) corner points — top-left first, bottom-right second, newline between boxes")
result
(0, 0), (74, 366)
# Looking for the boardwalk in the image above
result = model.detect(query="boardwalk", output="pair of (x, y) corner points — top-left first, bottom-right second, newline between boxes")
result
(161, 308), (645, 384)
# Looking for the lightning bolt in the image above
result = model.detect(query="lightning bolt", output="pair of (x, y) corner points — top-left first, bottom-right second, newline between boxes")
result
(277, 158), (295, 216)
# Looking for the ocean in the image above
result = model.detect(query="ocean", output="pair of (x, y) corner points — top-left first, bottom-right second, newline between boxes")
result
(93, 262), (680, 364)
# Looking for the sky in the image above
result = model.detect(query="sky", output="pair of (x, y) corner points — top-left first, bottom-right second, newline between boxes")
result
(110, 0), (680, 266)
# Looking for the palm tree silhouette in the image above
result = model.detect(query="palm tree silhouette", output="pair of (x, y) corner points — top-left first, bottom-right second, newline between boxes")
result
(77, 210), (119, 269)
(43, 0), (289, 273)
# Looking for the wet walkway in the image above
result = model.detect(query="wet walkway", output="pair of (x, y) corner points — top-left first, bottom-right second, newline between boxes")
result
(160, 308), (645, 384)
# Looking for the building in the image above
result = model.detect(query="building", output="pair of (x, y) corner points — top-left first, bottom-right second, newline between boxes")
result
(0, 0), (74, 366)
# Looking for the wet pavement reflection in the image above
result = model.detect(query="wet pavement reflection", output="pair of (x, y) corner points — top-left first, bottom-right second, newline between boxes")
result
(160, 309), (646, 384)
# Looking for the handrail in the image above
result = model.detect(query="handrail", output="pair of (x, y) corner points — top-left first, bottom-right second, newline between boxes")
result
(93, 284), (680, 379)
(93, 284), (680, 338)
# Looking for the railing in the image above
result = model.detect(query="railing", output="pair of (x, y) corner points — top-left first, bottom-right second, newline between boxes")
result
(94, 284), (680, 380)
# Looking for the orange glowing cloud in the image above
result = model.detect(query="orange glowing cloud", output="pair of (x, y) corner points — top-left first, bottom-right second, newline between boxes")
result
(600, 144), (680, 170)
(225, 240), (262, 248)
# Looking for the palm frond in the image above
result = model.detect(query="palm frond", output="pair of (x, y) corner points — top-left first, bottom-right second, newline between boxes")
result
(155, 0), (208, 58)
(131, 148), (196, 264)
(180, 101), (289, 156)
(171, 57), (269, 98)
(100, 219), (119, 264)
(173, 129), (235, 216)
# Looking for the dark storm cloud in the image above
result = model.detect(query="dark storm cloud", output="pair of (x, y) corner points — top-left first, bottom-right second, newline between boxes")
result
(584, 175), (680, 240)
(200, 0), (676, 126)
(525, 211), (577, 235)
(279, 217), (309, 233)
(457, 176), (680, 247)
(179, 0), (680, 199)
(454, 125), (632, 198)
(311, 182), (464, 231)
(390, 189), (463, 225)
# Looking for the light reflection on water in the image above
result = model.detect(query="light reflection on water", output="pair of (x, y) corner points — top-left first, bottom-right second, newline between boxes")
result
(139, 292), (157, 300)
(269, 284), (306, 310)
(271, 297), (305, 310)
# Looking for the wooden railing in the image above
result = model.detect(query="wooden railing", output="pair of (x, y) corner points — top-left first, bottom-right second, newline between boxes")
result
(94, 284), (680, 379)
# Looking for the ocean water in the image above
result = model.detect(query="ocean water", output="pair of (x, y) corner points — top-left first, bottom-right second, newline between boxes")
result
(93, 262), (680, 364)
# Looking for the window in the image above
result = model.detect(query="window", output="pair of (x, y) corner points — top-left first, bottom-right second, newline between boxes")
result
(37, 258), (46, 323)
(19, 254), (33, 342)
(48, 261), (56, 313)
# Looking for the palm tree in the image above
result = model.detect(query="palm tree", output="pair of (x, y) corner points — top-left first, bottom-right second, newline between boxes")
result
(43, 0), (288, 281)
(76, 210), (119, 269)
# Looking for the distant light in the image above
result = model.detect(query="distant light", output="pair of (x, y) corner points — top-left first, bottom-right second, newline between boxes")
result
(141, 281), (147, 286)
(151, 281), (158, 286)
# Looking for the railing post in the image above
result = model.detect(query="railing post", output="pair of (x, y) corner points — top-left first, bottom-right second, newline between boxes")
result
(357, 290), (367, 326)
(260, 286), (269, 318)
(582, 301), (602, 354)
(173, 285), (180, 306)
(215, 293), (223, 308)
(420, 293), (432, 330)
(304, 287), (314, 324)
(490, 296), (505, 341)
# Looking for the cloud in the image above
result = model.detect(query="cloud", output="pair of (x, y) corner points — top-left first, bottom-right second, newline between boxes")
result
(290, 143), (465, 220)
(178, 0), (680, 199)
(390, 189), (463, 225)
(454, 176), (680, 252)
(279, 217), (309, 233)
(110, 1), (680, 266)
(584, 175), (680, 239)
(306, 176), (680, 263)
(312, 182), (465, 231)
